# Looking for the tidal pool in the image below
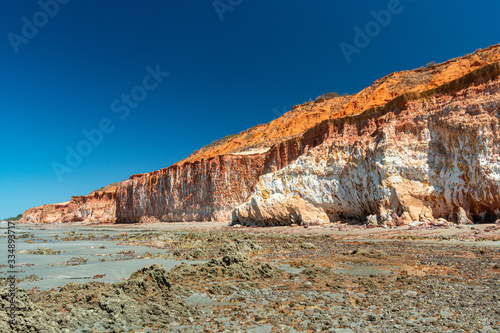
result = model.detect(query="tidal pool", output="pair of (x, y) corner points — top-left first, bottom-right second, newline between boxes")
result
(0, 222), (204, 290)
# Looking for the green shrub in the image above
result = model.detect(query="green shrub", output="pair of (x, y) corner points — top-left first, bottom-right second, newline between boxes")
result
(3, 214), (23, 222)
(315, 92), (349, 102)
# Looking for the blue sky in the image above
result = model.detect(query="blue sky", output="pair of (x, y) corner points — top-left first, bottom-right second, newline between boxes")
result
(1, 0), (499, 218)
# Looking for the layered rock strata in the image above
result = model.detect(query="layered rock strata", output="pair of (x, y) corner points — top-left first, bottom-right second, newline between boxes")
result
(232, 63), (500, 226)
(115, 134), (320, 222)
(21, 191), (116, 224)
(20, 44), (500, 225)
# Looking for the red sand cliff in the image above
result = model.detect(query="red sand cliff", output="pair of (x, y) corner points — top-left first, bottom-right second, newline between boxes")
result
(20, 44), (500, 224)
(233, 63), (500, 226)
(21, 191), (116, 224)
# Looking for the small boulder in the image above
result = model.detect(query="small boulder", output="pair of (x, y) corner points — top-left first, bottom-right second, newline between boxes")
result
(418, 206), (434, 224)
(397, 212), (412, 226)
(366, 214), (378, 227)
(219, 239), (262, 256)
(457, 207), (472, 225)
(432, 218), (450, 228)
(378, 209), (397, 226)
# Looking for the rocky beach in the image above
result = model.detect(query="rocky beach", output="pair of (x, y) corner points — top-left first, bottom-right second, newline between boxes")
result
(1, 220), (499, 332)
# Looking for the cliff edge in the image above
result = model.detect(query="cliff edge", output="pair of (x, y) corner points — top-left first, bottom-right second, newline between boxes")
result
(21, 44), (500, 225)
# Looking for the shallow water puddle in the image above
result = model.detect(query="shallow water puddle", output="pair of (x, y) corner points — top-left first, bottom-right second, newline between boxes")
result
(0, 223), (205, 290)
(19, 258), (205, 290)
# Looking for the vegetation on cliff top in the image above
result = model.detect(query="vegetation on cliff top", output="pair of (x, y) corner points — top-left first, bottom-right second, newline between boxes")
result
(2, 214), (22, 222)
(314, 92), (349, 102)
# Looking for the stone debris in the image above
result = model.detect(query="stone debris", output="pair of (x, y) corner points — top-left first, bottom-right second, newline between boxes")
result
(1, 228), (499, 332)
(300, 242), (318, 249)
(457, 207), (473, 225)
(18, 247), (61, 255)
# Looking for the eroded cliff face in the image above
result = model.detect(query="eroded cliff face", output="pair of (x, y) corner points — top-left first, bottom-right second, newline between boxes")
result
(232, 63), (500, 226)
(115, 133), (316, 222)
(20, 44), (500, 224)
(115, 154), (266, 222)
(20, 191), (117, 224)
(182, 45), (500, 162)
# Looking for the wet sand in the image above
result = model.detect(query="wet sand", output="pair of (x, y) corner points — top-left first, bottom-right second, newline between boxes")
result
(31, 220), (500, 239)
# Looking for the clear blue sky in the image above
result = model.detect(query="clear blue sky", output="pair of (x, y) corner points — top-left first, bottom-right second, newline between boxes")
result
(1, 0), (499, 218)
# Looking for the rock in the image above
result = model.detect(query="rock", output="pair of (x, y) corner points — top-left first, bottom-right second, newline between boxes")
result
(366, 214), (378, 227)
(379, 209), (394, 225)
(19, 189), (118, 224)
(351, 248), (388, 259)
(409, 221), (425, 229)
(120, 263), (172, 291)
(300, 242), (317, 249)
(16, 232), (36, 239)
(232, 67), (500, 227)
(187, 248), (205, 259)
(232, 195), (330, 227)
(0, 264), (189, 331)
(66, 257), (88, 265)
(484, 225), (498, 232)
(386, 212), (398, 227)
(457, 207), (472, 225)
(419, 207), (434, 224)
(173, 252), (283, 281)
(432, 218), (450, 227)
(0, 287), (59, 332)
(397, 212), (412, 226)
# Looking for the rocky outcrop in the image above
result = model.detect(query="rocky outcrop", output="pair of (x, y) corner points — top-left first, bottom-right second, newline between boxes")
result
(232, 63), (500, 226)
(20, 191), (117, 224)
(115, 154), (267, 222)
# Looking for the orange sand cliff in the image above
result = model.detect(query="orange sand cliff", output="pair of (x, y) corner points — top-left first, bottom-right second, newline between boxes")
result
(20, 43), (500, 224)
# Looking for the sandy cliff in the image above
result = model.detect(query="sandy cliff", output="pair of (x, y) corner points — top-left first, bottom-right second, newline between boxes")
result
(20, 44), (500, 224)
(21, 191), (117, 224)
(232, 63), (500, 226)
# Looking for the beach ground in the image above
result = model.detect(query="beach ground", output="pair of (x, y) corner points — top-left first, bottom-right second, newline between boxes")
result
(2, 221), (499, 332)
